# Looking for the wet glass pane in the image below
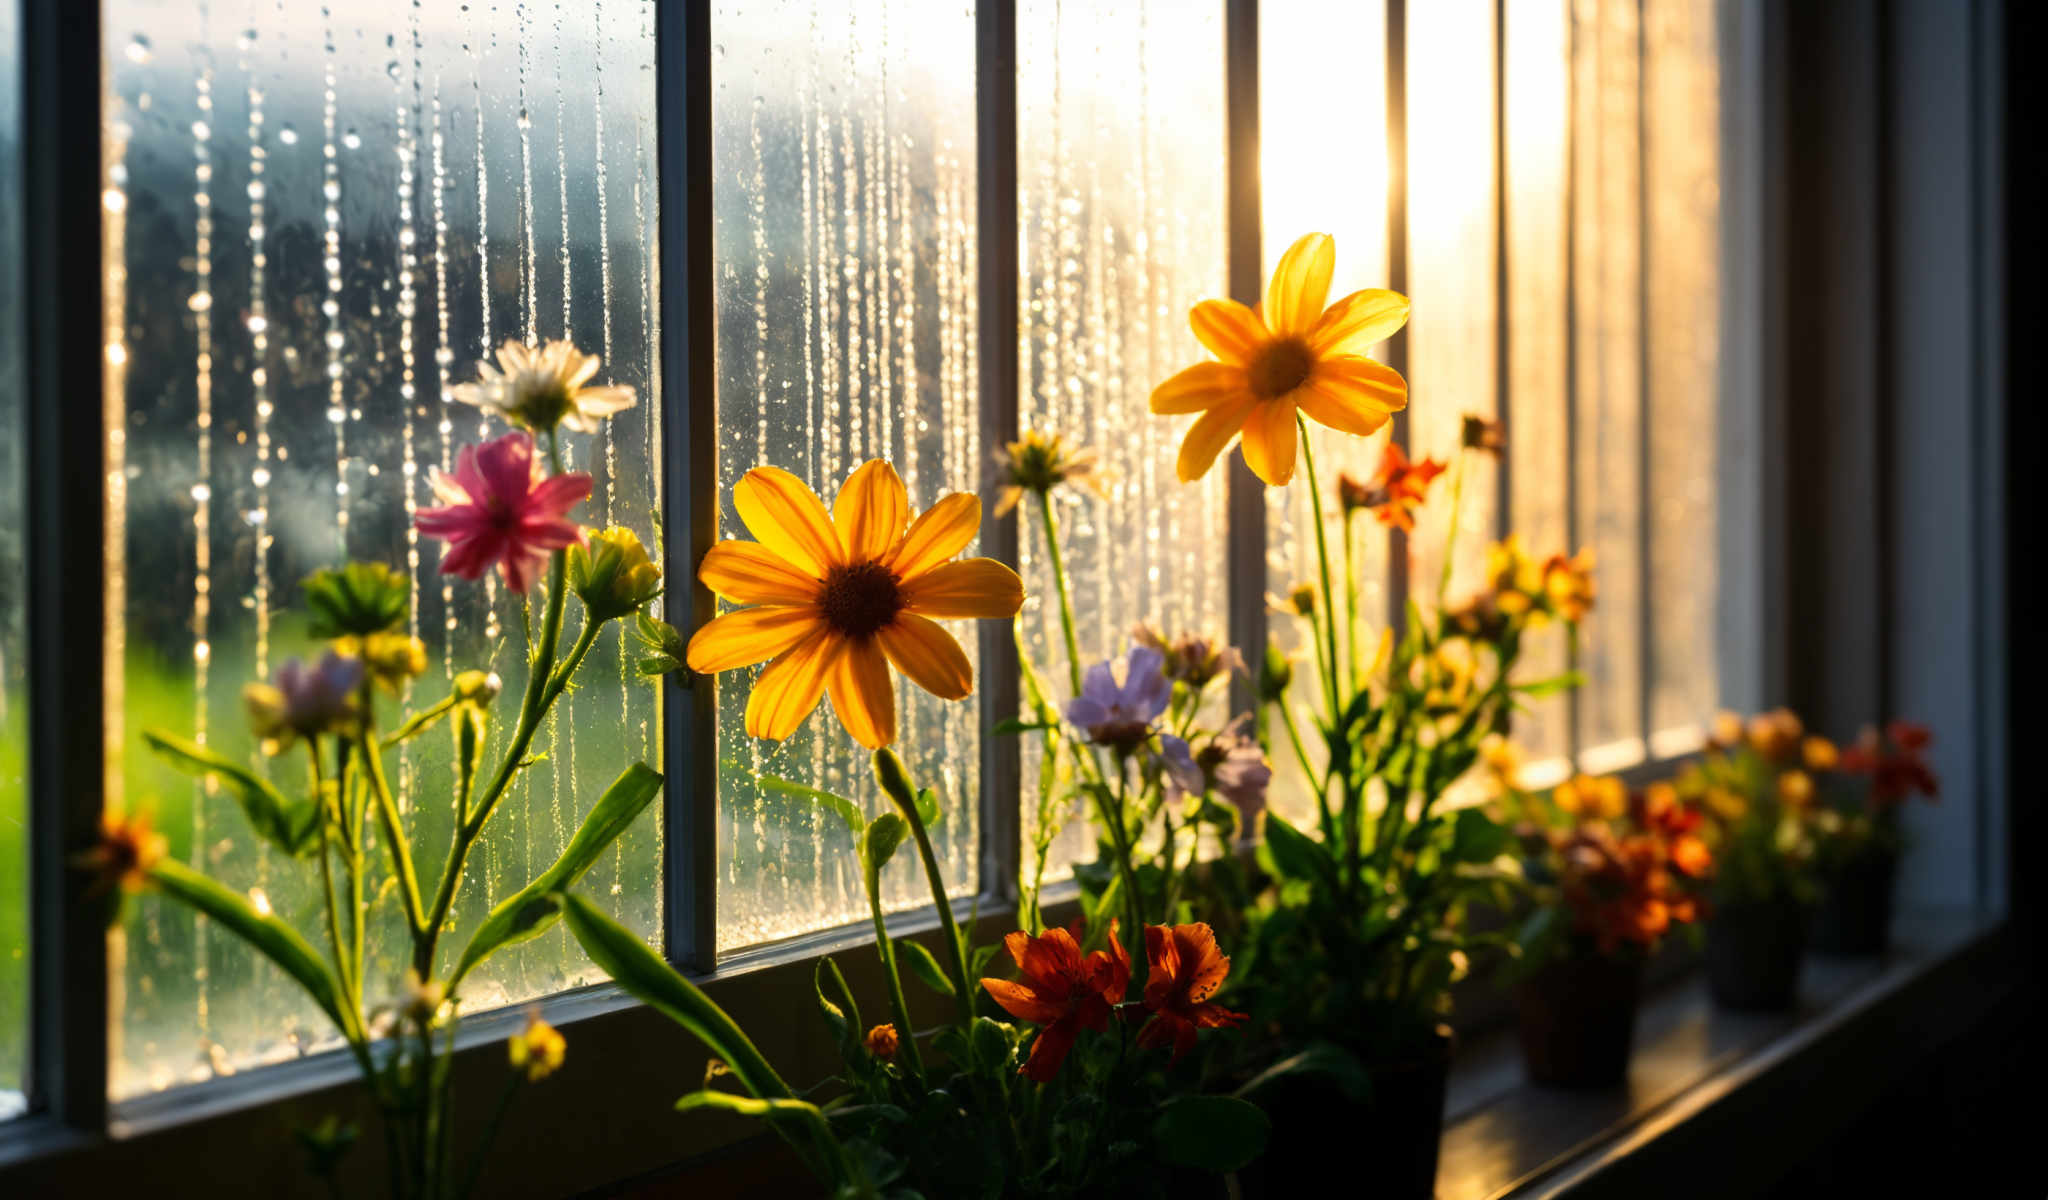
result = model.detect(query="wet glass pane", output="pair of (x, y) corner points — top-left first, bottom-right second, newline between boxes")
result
(1017, 0), (1229, 878)
(711, 1), (982, 951)
(1, 0), (27, 1122)
(101, 1), (662, 1097)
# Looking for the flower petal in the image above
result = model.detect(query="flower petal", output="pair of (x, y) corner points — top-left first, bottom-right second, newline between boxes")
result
(981, 977), (1062, 1025)
(735, 466), (843, 577)
(475, 431), (538, 500)
(1150, 361), (1249, 415)
(827, 637), (897, 749)
(888, 493), (981, 579)
(834, 459), (911, 564)
(743, 629), (843, 741)
(877, 614), (973, 701)
(901, 558), (1024, 619)
(1265, 233), (1335, 336)
(1174, 392), (1259, 483)
(1238, 398), (1299, 486)
(1018, 1018), (1080, 1082)
(685, 606), (823, 672)
(1188, 299), (1269, 365)
(1309, 287), (1411, 356)
(1295, 362), (1405, 438)
(699, 541), (823, 605)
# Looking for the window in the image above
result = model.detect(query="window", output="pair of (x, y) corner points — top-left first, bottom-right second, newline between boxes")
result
(1260, 0), (1737, 796)
(97, 0), (662, 1097)
(0, 0), (26, 1124)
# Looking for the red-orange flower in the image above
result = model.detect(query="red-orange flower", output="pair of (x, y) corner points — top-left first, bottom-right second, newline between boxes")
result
(1340, 442), (1446, 532)
(76, 807), (168, 897)
(1840, 720), (1938, 808)
(980, 922), (1130, 1082)
(1136, 923), (1247, 1065)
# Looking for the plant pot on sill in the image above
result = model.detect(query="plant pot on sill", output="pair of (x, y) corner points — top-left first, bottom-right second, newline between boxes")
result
(1516, 948), (1644, 1088)
(1237, 1026), (1453, 1200)
(1811, 845), (1898, 956)
(1706, 895), (1810, 1012)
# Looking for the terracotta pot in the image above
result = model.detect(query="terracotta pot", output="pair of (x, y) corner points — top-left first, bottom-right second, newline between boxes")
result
(1516, 948), (1643, 1088)
(1237, 1027), (1452, 1200)
(1812, 845), (1897, 956)
(1706, 896), (1809, 1012)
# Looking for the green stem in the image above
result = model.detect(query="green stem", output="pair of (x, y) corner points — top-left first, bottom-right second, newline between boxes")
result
(1097, 754), (1146, 953)
(883, 773), (976, 1029)
(1035, 493), (1086, 697)
(309, 741), (359, 1017)
(1438, 449), (1469, 609)
(864, 879), (925, 1079)
(360, 726), (428, 939)
(1297, 415), (1343, 722)
(1276, 698), (1334, 842)
(1343, 510), (1362, 693)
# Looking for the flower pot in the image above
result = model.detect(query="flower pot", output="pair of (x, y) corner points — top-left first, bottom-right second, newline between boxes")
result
(1706, 896), (1809, 1012)
(1237, 1027), (1452, 1200)
(1516, 949), (1643, 1088)
(1812, 845), (1897, 956)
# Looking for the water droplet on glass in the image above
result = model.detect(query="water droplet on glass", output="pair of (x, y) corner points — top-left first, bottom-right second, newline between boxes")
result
(190, 483), (211, 503)
(251, 468), (271, 487)
(246, 315), (267, 334)
(278, 124), (299, 146)
(343, 129), (362, 150)
(125, 35), (153, 64)
(187, 292), (212, 313)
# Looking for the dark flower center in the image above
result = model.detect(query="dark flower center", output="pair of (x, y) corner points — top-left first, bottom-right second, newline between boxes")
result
(819, 560), (904, 639)
(1248, 338), (1314, 399)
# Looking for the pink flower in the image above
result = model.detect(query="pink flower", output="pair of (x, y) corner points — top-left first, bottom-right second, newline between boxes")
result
(416, 431), (590, 593)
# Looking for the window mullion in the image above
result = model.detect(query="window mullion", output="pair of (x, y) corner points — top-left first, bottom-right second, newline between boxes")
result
(22, 0), (110, 1131)
(1494, 0), (1513, 543)
(1384, 0), (1412, 636)
(1225, 0), (1265, 717)
(976, 0), (1023, 906)
(659, 0), (720, 974)
(1635, 0), (1655, 756)
(1564, 0), (1585, 763)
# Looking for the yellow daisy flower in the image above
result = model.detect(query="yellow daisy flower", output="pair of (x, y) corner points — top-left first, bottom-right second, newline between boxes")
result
(1150, 232), (1410, 486)
(686, 460), (1025, 749)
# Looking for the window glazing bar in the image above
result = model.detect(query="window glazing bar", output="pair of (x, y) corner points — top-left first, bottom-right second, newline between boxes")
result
(1384, 0), (1412, 635)
(1636, 0), (1656, 756)
(1226, 0), (1265, 717)
(977, 0), (1023, 904)
(1563, 0), (1585, 762)
(659, 0), (720, 972)
(21, 0), (109, 1131)
(1494, 0), (1513, 541)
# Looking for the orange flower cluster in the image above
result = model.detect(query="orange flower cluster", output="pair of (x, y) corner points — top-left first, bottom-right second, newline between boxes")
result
(1840, 720), (1938, 809)
(981, 921), (1245, 1081)
(1338, 442), (1447, 532)
(1535, 782), (1713, 954)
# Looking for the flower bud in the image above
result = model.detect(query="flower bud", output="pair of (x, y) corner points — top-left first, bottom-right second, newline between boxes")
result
(453, 669), (503, 705)
(333, 631), (428, 695)
(508, 1011), (566, 1082)
(864, 1023), (900, 1060)
(301, 561), (410, 638)
(569, 526), (663, 621)
(1257, 640), (1294, 704)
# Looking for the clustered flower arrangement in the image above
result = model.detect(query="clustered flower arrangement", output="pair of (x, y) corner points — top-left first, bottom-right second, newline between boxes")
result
(1675, 708), (1838, 908)
(86, 342), (662, 1198)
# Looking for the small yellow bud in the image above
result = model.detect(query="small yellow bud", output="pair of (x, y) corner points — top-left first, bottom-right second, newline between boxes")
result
(508, 1011), (566, 1082)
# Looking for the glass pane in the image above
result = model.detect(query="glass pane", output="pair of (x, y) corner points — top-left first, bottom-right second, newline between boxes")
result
(1017, 0), (1229, 875)
(1505, 0), (1572, 769)
(1, 0), (26, 1122)
(1570, 0), (1645, 769)
(102, 2), (663, 1097)
(1644, 0), (1720, 754)
(1260, 0), (1389, 826)
(711, 1), (981, 951)
(1407, 0), (1498, 608)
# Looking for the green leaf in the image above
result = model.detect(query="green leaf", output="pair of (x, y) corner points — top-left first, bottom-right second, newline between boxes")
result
(915, 786), (944, 832)
(1233, 1040), (1374, 1104)
(1151, 1095), (1271, 1173)
(675, 1089), (837, 1141)
(382, 696), (456, 746)
(561, 893), (793, 1101)
(814, 957), (863, 1062)
(894, 938), (956, 998)
(991, 717), (1060, 736)
(149, 859), (347, 1033)
(1448, 807), (1514, 863)
(970, 1017), (1015, 1074)
(1260, 812), (1335, 885)
(861, 813), (909, 882)
(1513, 670), (1587, 699)
(451, 763), (662, 985)
(760, 775), (866, 840)
(142, 729), (317, 857)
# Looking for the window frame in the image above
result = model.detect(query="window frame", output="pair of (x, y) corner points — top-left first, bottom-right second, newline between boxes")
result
(0, 0), (1778, 1188)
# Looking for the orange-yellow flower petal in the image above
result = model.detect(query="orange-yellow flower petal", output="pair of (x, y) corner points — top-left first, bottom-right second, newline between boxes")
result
(1237, 397), (1299, 486)
(1264, 233), (1335, 336)
(698, 541), (822, 606)
(902, 558), (1025, 619)
(833, 459), (910, 563)
(1188, 299), (1268, 365)
(685, 606), (823, 672)
(734, 466), (842, 577)
(1150, 361), (1248, 415)
(1175, 392), (1260, 483)
(1300, 356), (1407, 433)
(1308, 287), (1411, 357)
(888, 492), (981, 579)
(828, 637), (897, 749)
(878, 614), (973, 700)
(744, 629), (844, 741)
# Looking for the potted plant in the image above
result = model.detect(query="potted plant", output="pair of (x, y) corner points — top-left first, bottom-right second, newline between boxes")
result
(1810, 721), (1938, 955)
(561, 458), (1270, 1197)
(1141, 233), (1580, 1197)
(1500, 771), (1713, 1087)
(1678, 709), (1832, 1012)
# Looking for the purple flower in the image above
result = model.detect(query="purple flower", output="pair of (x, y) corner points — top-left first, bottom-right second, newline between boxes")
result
(1066, 646), (1172, 752)
(244, 651), (365, 752)
(1209, 717), (1273, 832)
(1158, 734), (1205, 795)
